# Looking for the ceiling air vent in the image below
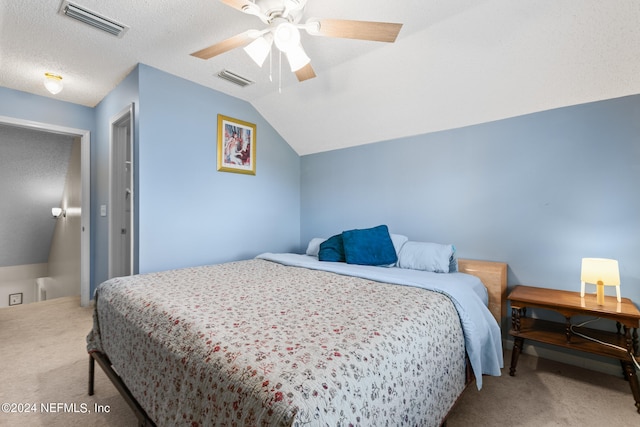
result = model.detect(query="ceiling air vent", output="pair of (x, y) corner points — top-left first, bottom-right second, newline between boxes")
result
(59, 1), (128, 38)
(217, 70), (254, 87)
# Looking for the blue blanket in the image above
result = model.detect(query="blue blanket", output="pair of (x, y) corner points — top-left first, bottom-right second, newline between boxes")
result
(257, 253), (503, 389)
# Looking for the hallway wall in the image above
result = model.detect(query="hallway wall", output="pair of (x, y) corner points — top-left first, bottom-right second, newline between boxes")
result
(47, 137), (82, 300)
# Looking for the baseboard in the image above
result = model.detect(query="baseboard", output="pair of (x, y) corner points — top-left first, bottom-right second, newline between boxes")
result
(503, 338), (623, 377)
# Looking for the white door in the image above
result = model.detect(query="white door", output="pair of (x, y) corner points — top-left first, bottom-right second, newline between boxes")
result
(109, 104), (134, 278)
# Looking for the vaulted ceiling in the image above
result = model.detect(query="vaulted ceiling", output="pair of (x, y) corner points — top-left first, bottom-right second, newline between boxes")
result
(1, 1), (639, 155)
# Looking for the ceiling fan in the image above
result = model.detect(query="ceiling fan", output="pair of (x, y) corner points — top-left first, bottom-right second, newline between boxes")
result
(191, 0), (403, 82)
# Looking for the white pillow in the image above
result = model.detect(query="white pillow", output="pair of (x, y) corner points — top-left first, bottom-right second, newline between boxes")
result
(390, 234), (408, 256)
(305, 237), (326, 257)
(397, 241), (454, 273)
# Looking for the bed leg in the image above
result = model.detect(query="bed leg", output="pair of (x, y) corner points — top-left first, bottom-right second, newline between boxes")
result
(88, 354), (95, 396)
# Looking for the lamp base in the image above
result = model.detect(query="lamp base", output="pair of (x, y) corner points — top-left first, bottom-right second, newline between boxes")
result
(596, 282), (605, 305)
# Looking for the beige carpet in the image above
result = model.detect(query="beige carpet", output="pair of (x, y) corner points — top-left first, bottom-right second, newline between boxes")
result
(447, 350), (639, 426)
(0, 296), (136, 427)
(1, 296), (638, 426)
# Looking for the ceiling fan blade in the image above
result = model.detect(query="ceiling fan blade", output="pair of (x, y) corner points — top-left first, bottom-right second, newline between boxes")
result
(308, 19), (402, 43)
(191, 31), (254, 60)
(295, 63), (316, 82)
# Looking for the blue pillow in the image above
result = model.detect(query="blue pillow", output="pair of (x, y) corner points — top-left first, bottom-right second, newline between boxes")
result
(318, 234), (345, 262)
(342, 225), (398, 266)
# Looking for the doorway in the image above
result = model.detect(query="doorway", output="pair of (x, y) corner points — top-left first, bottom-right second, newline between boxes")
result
(0, 115), (91, 307)
(108, 104), (134, 279)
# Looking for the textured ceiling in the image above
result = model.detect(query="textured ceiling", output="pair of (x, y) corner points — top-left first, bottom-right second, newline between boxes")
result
(0, 124), (74, 268)
(1, 1), (639, 155)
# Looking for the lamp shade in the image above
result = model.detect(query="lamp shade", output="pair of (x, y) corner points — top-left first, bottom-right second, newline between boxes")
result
(581, 258), (620, 286)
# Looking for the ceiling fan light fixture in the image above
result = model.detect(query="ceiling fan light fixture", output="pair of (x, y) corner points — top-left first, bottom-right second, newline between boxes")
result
(198, 1), (404, 83)
(244, 33), (273, 67)
(43, 73), (64, 94)
(285, 44), (310, 72)
(274, 22), (301, 52)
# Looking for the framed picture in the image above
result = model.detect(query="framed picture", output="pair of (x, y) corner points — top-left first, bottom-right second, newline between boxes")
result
(217, 114), (256, 175)
(9, 292), (22, 306)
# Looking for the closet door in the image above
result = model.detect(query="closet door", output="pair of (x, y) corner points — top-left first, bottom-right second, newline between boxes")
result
(108, 104), (134, 279)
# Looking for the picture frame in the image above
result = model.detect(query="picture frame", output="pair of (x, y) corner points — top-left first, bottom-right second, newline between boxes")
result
(9, 292), (22, 306)
(217, 114), (256, 175)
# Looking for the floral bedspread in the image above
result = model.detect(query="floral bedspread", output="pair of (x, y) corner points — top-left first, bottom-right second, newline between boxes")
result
(87, 259), (467, 426)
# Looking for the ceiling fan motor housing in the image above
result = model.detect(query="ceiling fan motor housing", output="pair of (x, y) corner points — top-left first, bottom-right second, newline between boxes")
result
(253, 0), (306, 23)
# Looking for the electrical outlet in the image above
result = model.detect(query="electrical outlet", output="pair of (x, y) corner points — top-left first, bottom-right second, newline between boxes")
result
(9, 293), (23, 306)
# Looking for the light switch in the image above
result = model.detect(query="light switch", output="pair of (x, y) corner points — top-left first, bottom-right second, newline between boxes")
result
(100, 204), (107, 217)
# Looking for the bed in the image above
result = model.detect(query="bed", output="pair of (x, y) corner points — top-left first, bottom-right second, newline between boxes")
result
(87, 249), (507, 427)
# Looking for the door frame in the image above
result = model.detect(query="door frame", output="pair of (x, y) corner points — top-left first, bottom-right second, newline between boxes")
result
(0, 115), (92, 307)
(108, 103), (135, 278)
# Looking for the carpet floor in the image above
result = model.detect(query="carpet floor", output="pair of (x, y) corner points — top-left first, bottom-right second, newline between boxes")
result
(0, 296), (638, 426)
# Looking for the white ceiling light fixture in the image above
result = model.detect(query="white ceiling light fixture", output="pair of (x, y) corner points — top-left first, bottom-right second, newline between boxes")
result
(244, 32), (274, 67)
(273, 22), (310, 72)
(282, 43), (310, 72)
(44, 73), (64, 94)
(59, 1), (128, 38)
(273, 22), (300, 52)
(243, 22), (310, 72)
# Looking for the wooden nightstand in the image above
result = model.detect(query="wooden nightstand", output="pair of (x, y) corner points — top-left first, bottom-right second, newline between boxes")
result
(508, 285), (640, 414)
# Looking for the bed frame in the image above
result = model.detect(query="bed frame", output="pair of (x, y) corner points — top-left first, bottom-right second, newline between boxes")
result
(88, 258), (508, 427)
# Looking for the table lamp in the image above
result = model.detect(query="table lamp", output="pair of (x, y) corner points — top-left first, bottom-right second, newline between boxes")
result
(580, 258), (620, 305)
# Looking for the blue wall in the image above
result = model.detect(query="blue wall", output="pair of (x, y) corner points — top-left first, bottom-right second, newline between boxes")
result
(0, 87), (94, 131)
(2, 78), (638, 311)
(1, 65), (301, 296)
(301, 95), (640, 306)
(3, 74), (639, 372)
(136, 65), (300, 274)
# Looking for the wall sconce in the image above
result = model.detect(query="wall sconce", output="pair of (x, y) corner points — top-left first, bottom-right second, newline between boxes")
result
(44, 73), (64, 95)
(51, 207), (66, 218)
(580, 258), (620, 305)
